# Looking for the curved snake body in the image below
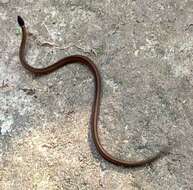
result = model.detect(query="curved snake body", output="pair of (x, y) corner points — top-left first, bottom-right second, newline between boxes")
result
(18, 16), (168, 167)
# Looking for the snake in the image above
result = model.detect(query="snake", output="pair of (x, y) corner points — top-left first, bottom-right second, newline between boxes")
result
(17, 16), (168, 167)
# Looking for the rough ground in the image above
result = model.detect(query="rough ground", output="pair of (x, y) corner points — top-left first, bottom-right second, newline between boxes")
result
(0, 0), (193, 189)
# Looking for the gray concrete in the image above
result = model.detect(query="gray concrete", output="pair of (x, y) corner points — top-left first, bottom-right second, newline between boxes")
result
(0, 0), (193, 189)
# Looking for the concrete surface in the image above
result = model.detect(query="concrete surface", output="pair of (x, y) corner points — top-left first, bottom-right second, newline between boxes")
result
(0, 0), (193, 189)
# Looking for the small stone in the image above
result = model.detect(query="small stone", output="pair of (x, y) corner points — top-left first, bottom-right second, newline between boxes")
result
(100, 162), (107, 171)
(15, 27), (21, 36)
(134, 49), (139, 56)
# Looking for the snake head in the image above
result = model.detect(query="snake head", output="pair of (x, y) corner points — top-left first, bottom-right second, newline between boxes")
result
(17, 16), (25, 27)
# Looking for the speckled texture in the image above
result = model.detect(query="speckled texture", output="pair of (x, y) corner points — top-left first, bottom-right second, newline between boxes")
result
(0, 0), (193, 189)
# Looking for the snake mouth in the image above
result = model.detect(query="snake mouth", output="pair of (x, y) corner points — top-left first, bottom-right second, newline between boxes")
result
(17, 16), (25, 27)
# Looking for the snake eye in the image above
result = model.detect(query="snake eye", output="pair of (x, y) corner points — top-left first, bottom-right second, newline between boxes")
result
(17, 16), (25, 27)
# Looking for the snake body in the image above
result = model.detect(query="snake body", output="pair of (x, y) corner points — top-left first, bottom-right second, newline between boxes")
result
(17, 16), (168, 167)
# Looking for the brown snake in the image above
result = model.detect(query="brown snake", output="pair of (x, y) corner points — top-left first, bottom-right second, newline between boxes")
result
(17, 16), (169, 167)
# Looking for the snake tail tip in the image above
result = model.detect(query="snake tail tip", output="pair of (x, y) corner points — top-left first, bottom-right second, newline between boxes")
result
(17, 16), (25, 27)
